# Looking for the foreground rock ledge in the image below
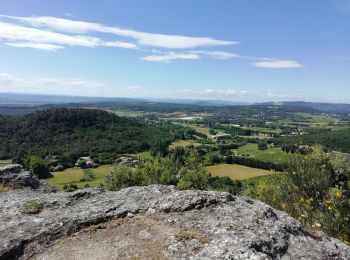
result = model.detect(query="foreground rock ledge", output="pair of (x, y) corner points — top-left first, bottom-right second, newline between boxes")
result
(1, 186), (350, 260)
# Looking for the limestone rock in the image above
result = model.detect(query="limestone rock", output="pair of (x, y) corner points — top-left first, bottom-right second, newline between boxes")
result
(0, 185), (349, 259)
(0, 164), (48, 190)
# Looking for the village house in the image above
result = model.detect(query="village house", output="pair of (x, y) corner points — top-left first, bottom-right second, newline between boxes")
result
(75, 156), (99, 168)
(115, 156), (139, 167)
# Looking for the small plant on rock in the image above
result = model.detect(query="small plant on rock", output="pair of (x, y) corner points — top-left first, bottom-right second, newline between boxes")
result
(22, 200), (44, 214)
(175, 229), (209, 244)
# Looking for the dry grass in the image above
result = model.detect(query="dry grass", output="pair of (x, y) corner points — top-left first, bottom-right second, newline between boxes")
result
(22, 200), (44, 214)
(0, 184), (10, 192)
(83, 223), (108, 233)
(207, 163), (275, 180)
(175, 229), (209, 244)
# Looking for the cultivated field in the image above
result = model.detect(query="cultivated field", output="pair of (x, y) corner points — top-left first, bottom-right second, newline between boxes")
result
(233, 143), (292, 163)
(207, 163), (275, 180)
(170, 140), (202, 148)
(47, 164), (115, 190)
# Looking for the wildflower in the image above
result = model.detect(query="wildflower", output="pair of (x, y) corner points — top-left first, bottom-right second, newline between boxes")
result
(335, 190), (342, 198)
(324, 198), (332, 204)
(344, 240), (350, 246)
(314, 223), (321, 228)
(306, 197), (314, 204)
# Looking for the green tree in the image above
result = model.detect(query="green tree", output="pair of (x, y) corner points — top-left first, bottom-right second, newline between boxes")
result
(258, 141), (268, 150)
(27, 155), (50, 179)
(105, 166), (142, 191)
(208, 129), (216, 135)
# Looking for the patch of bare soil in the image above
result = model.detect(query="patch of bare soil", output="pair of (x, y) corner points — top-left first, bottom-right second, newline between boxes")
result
(34, 215), (176, 260)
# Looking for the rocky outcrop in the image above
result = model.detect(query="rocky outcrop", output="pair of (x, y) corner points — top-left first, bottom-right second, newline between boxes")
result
(1, 182), (350, 260)
(0, 164), (48, 190)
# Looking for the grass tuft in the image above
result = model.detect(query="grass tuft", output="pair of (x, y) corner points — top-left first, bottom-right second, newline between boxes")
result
(175, 229), (209, 244)
(22, 200), (44, 214)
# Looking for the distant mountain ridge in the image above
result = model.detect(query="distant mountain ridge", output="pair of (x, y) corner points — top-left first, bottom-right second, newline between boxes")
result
(0, 93), (248, 106)
(1, 93), (350, 114)
(262, 101), (350, 114)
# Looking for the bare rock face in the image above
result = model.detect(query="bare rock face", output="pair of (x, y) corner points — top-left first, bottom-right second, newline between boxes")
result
(1, 183), (350, 260)
(0, 164), (48, 190)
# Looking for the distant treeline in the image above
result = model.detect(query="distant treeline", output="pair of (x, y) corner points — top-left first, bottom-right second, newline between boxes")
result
(272, 128), (350, 153)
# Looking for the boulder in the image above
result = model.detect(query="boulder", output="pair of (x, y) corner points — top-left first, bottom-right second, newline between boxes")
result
(0, 185), (349, 259)
(0, 164), (48, 190)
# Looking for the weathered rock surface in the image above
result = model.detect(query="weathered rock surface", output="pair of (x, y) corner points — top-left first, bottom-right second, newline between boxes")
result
(0, 165), (349, 259)
(0, 165), (350, 260)
(0, 164), (48, 190)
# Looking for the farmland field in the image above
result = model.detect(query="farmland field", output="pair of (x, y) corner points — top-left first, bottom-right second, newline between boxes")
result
(47, 164), (115, 190)
(170, 140), (201, 148)
(129, 151), (153, 160)
(233, 143), (292, 163)
(207, 163), (276, 180)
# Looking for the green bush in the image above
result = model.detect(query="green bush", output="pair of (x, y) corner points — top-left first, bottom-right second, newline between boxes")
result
(63, 183), (78, 192)
(244, 151), (350, 245)
(22, 200), (44, 214)
(105, 150), (239, 194)
(26, 155), (51, 179)
(105, 166), (142, 191)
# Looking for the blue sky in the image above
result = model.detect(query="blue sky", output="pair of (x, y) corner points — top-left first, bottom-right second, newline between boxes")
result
(0, 0), (349, 102)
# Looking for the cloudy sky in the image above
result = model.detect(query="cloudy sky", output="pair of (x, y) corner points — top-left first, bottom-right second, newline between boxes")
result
(0, 0), (349, 102)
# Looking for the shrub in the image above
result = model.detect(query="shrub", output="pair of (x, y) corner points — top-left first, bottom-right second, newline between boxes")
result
(208, 129), (216, 135)
(76, 159), (87, 169)
(105, 166), (142, 191)
(22, 200), (44, 214)
(209, 176), (242, 195)
(63, 183), (78, 192)
(26, 155), (51, 179)
(177, 166), (210, 190)
(244, 152), (350, 245)
(258, 141), (268, 150)
(105, 151), (241, 194)
(80, 168), (95, 182)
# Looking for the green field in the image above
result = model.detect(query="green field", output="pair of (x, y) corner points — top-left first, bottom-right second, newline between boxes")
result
(233, 143), (292, 163)
(129, 151), (153, 160)
(47, 164), (115, 190)
(207, 163), (276, 180)
(170, 140), (201, 148)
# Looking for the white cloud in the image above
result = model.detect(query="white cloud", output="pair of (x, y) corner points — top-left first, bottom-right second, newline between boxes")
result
(0, 21), (100, 47)
(0, 15), (303, 67)
(329, 55), (350, 61)
(1, 15), (236, 49)
(5, 42), (64, 51)
(141, 50), (238, 62)
(141, 53), (200, 62)
(0, 21), (138, 51)
(253, 59), (303, 69)
(193, 51), (238, 59)
(103, 41), (138, 49)
(0, 72), (145, 97)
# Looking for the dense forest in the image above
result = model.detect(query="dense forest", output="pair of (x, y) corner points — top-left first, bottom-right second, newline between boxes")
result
(0, 108), (185, 160)
(272, 128), (350, 153)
